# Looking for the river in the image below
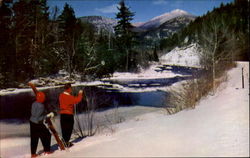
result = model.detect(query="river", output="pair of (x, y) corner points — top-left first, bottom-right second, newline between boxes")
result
(0, 65), (202, 120)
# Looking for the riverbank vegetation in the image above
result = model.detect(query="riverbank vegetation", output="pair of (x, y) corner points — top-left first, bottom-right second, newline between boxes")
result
(166, 64), (234, 114)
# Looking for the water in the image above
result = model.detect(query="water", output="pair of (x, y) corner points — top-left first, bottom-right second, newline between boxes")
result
(0, 65), (202, 120)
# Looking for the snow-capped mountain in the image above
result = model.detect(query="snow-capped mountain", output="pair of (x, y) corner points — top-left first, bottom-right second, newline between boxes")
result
(132, 9), (196, 45)
(78, 9), (195, 42)
(138, 15), (195, 42)
(79, 16), (117, 33)
(137, 9), (195, 31)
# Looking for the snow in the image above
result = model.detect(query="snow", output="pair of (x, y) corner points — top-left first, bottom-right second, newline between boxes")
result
(151, 9), (190, 22)
(132, 22), (145, 27)
(159, 43), (201, 67)
(100, 62), (190, 93)
(139, 9), (194, 30)
(0, 81), (105, 96)
(1, 62), (248, 157)
(106, 64), (182, 80)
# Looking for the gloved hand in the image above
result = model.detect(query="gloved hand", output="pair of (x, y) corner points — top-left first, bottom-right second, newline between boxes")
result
(46, 112), (54, 118)
(79, 90), (83, 94)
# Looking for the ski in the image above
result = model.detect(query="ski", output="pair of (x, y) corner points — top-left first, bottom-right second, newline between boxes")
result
(44, 117), (66, 150)
(28, 82), (66, 150)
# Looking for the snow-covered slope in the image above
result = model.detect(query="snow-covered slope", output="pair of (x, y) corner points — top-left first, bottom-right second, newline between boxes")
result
(79, 16), (117, 33)
(132, 22), (144, 27)
(160, 43), (200, 67)
(1, 62), (248, 157)
(138, 9), (195, 30)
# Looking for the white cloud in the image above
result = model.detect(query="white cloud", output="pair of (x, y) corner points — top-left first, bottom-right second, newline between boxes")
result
(153, 0), (168, 5)
(170, 1), (183, 8)
(95, 4), (118, 14)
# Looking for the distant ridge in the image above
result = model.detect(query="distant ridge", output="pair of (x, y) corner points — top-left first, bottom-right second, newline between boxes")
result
(136, 9), (195, 31)
(79, 16), (117, 33)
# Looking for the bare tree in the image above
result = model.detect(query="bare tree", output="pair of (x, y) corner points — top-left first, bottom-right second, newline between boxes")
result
(73, 88), (112, 137)
(198, 17), (240, 94)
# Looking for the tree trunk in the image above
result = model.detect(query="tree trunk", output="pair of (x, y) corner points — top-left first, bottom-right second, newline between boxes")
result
(126, 49), (129, 71)
(212, 22), (218, 95)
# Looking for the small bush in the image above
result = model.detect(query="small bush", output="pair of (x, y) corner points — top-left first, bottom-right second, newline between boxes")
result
(166, 79), (201, 114)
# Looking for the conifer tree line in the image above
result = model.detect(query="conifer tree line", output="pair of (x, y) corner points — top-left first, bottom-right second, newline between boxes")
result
(0, 0), (153, 88)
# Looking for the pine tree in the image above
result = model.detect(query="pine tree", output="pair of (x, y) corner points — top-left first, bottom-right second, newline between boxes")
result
(11, 0), (51, 80)
(30, 0), (51, 77)
(114, 0), (136, 71)
(0, 0), (13, 87)
(12, 0), (36, 80)
(58, 3), (80, 76)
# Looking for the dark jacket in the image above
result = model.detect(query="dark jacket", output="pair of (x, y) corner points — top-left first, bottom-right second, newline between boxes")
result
(30, 101), (46, 124)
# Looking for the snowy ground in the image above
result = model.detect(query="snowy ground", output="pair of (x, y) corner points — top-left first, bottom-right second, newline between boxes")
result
(0, 62), (248, 158)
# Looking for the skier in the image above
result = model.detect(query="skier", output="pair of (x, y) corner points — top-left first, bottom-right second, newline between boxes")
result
(59, 83), (83, 147)
(28, 83), (56, 158)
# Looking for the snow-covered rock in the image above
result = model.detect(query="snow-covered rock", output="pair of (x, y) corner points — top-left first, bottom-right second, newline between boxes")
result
(160, 43), (201, 67)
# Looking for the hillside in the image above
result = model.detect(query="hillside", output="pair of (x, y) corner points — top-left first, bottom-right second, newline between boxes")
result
(160, 0), (249, 61)
(159, 43), (200, 67)
(79, 16), (117, 33)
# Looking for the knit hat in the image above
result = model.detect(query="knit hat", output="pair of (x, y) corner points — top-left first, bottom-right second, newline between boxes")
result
(36, 92), (45, 103)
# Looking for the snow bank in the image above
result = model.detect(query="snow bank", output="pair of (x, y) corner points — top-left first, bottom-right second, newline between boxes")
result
(106, 63), (181, 81)
(0, 81), (104, 96)
(1, 62), (248, 157)
(160, 43), (200, 67)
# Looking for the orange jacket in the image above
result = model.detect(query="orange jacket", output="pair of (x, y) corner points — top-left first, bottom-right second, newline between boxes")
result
(59, 92), (83, 115)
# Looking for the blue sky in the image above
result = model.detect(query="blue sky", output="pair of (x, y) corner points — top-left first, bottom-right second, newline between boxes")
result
(48, 0), (234, 23)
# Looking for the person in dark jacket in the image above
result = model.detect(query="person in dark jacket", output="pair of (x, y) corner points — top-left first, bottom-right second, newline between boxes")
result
(29, 83), (55, 158)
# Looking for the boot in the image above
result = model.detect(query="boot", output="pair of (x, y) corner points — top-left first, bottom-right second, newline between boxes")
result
(31, 154), (38, 158)
(66, 142), (74, 148)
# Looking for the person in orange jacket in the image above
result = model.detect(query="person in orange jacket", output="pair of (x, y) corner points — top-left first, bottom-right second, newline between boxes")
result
(59, 83), (83, 147)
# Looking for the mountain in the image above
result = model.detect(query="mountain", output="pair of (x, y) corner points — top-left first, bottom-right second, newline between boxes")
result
(139, 15), (195, 41)
(134, 9), (196, 45)
(79, 16), (117, 34)
(78, 9), (195, 44)
(136, 9), (195, 32)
